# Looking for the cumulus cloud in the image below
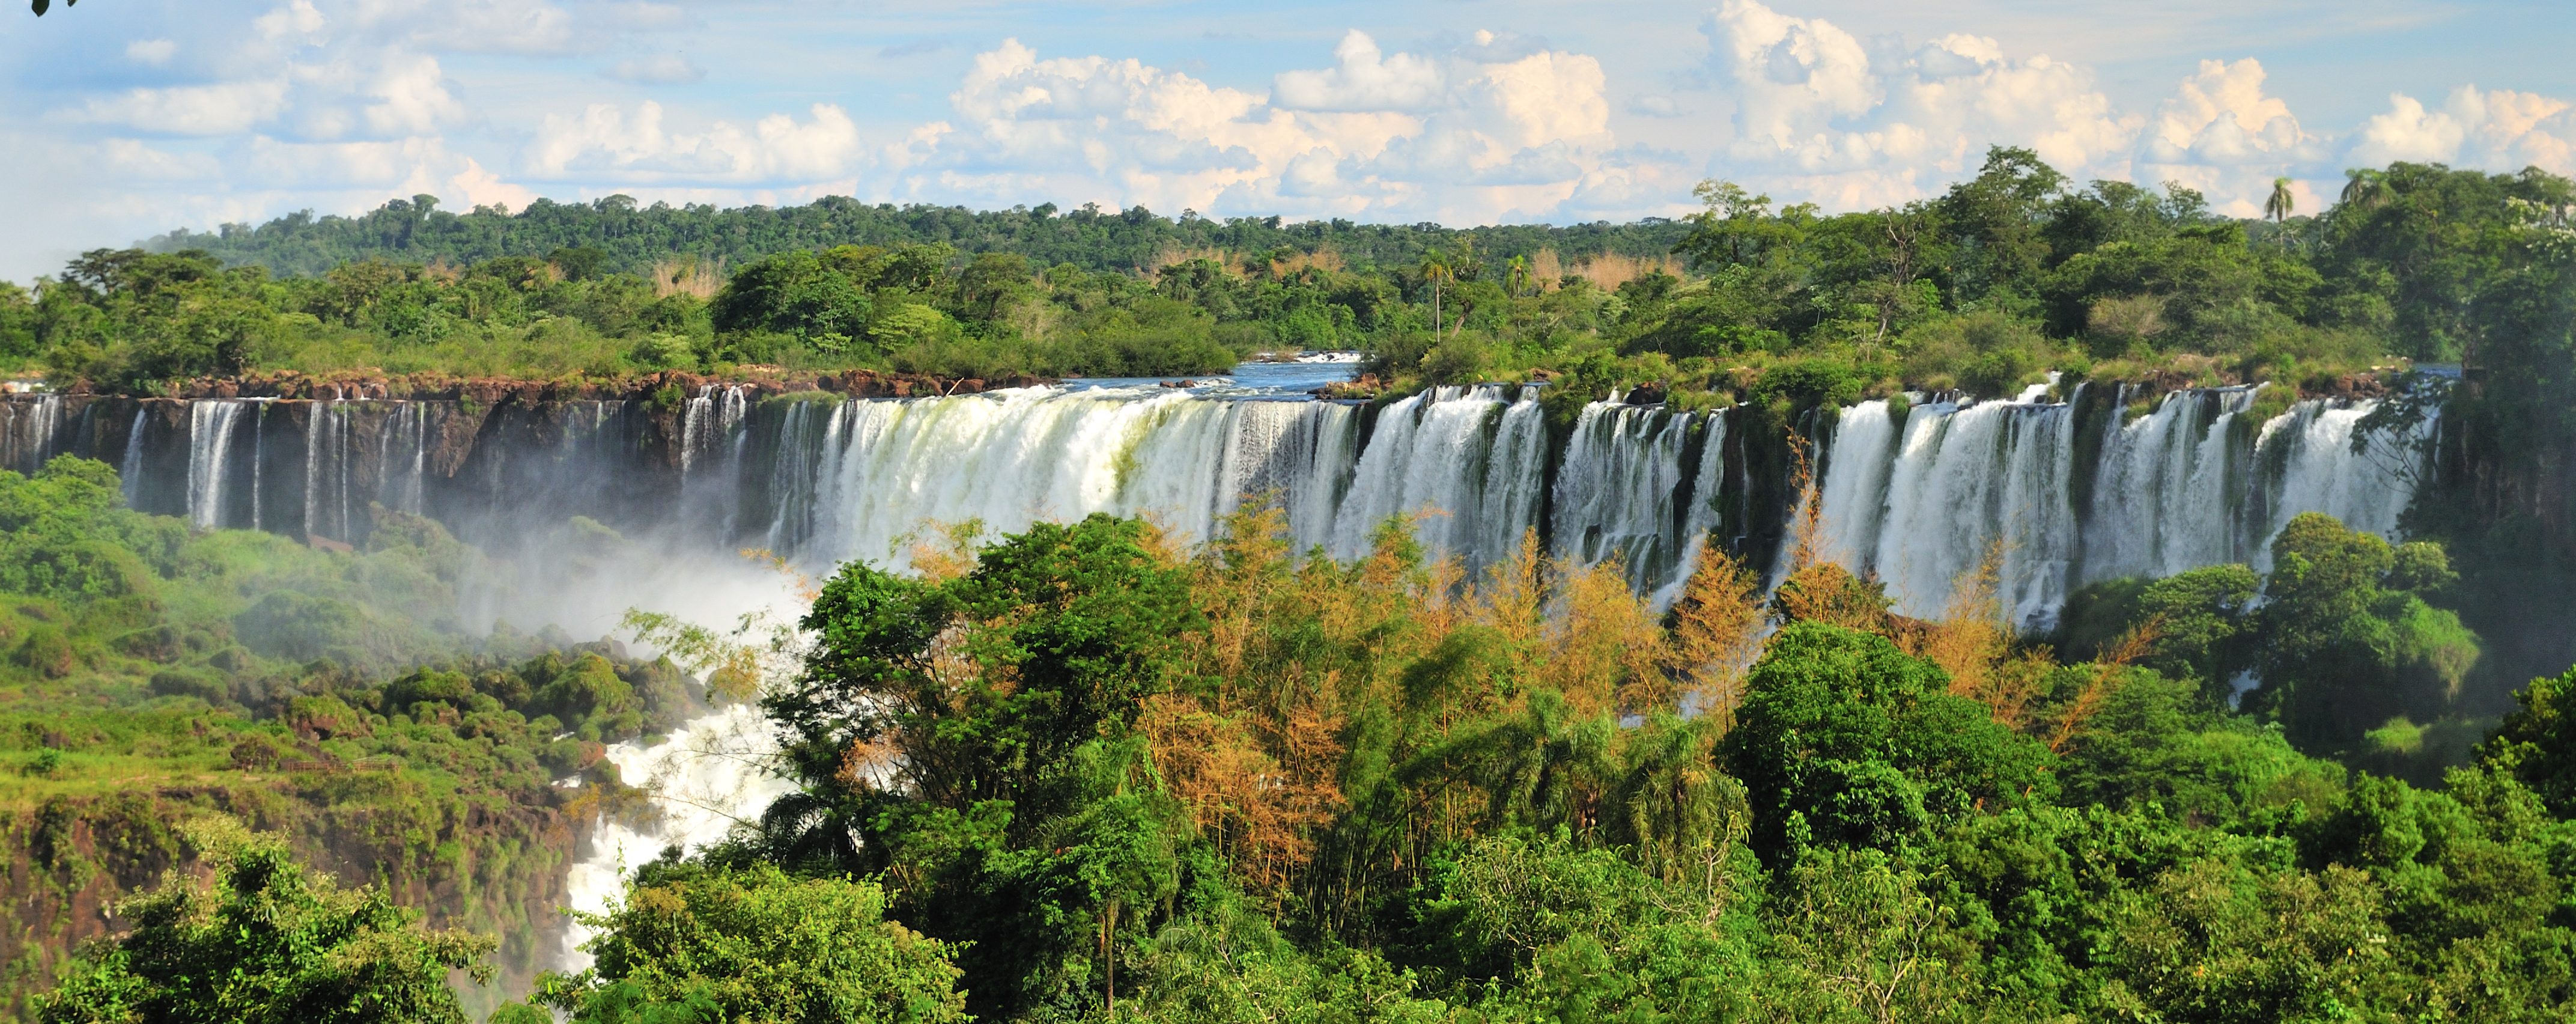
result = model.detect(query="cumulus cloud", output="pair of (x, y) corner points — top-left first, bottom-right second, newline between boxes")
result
(2351, 86), (2576, 176)
(887, 33), (1640, 225)
(2139, 59), (2324, 215)
(71, 81), (294, 136)
(1705, 0), (2137, 207)
(1272, 31), (1446, 112)
(525, 101), (867, 182)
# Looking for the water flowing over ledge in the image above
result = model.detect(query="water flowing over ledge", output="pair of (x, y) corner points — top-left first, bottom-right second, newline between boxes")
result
(0, 376), (2434, 629)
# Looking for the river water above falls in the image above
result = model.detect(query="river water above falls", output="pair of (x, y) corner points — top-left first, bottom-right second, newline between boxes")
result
(0, 365), (2436, 963)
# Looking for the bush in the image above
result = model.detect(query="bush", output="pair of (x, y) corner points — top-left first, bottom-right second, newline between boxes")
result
(15, 625), (74, 678)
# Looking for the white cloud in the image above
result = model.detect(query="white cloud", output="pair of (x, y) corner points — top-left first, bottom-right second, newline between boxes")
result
(524, 100), (867, 182)
(2351, 86), (2576, 175)
(357, 53), (469, 135)
(607, 53), (706, 85)
(126, 40), (178, 66)
(71, 81), (294, 135)
(1705, 0), (2139, 207)
(1272, 31), (1446, 112)
(892, 34), (1641, 225)
(2139, 59), (2323, 215)
(347, 0), (582, 55)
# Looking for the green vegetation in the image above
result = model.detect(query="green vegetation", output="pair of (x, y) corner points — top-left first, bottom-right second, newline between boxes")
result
(529, 859), (966, 1024)
(481, 509), (2564, 1022)
(2058, 513), (2481, 770)
(0, 456), (702, 1021)
(1, 152), (2564, 408)
(35, 817), (494, 1024)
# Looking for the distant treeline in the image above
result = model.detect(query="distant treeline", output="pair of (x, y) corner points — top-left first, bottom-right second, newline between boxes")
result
(147, 195), (1695, 281)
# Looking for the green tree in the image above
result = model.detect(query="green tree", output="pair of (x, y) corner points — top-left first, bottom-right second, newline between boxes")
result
(1722, 622), (2053, 864)
(36, 818), (494, 1024)
(2265, 177), (2296, 225)
(2252, 513), (2480, 752)
(539, 861), (966, 1024)
(2478, 665), (2576, 815)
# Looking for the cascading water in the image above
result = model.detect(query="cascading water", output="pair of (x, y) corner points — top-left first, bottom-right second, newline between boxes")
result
(0, 394), (64, 474)
(556, 701), (794, 968)
(2254, 398), (2426, 563)
(380, 402), (430, 516)
(2085, 386), (2256, 582)
(1328, 384), (1545, 574)
(1554, 398), (1701, 593)
(15, 373), (2430, 629)
(681, 385), (750, 475)
(303, 401), (357, 541)
(1648, 409), (1732, 609)
(187, 400), (248, 529)
(751, 387), (1365, 571)
(1811, 382), (2434, 628)
(118, 408), (146, 507)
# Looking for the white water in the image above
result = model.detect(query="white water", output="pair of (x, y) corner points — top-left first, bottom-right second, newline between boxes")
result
(186, 400), (248, 528)
(1328, 384), (1545, 575)
(0, 394), (64, 473)
(556, 701), (794, 968)
(1648, 407), (1733, 609)
(118, 409), (145, 507)
(303, 401), (354, 541)
(380, 402), (430, 516)
(1553, 399), (1701, 594)
(762, 386), (1365, 571)
(1812, 383), (2434, 628)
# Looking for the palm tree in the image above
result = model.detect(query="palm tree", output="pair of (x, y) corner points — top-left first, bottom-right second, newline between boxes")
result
(2340, 168), (2392, 212)
(1505, 255), (1530, 297)
(1418, 249), (1453, 333)
(2265, 177), (2295, 224)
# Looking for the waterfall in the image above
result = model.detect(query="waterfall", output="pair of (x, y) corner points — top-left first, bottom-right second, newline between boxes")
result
(1553, 399), (1698, 593)
(1814, 401), (1901, 570)
(1850, 390), (2077, 621)
(2085, 387), (2255, 582)
(119, 408), (147, 507)
(1328, 385), (1545, 574)
(555, 702), (793, 969)
(303, 401), (357, 542)
(1811, 384), (2433, 628)
(0, 394), (64, 474)
(1647, 407), (1733, 609)
(187, 401), (248, 529)
(381, 402), (430, 515)
(1, 376), (2440, 632)
(681, 385), (750, 475)
(2253, 398), (2427, 564)
(761, 388), (1361, 572)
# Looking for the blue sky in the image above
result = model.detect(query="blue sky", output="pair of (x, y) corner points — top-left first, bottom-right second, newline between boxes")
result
(2, 0), (2571, 280)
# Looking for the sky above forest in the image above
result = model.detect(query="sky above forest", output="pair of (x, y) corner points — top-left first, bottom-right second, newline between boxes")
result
(1, 0), (2571, 279)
